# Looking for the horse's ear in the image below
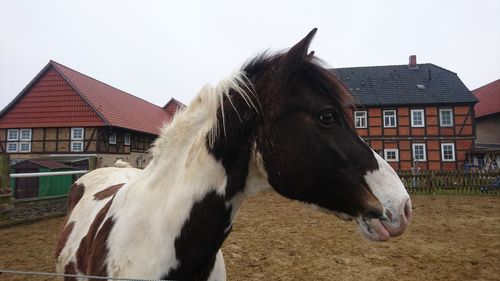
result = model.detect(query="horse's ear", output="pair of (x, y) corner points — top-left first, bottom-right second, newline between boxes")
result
(281, 28), (317, 71)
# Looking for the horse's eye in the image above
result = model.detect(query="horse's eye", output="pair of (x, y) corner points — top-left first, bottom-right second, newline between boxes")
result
(318, 112), (337, 125)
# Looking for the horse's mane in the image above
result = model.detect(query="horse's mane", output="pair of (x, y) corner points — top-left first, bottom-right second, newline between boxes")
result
(150, 71), (256, 159)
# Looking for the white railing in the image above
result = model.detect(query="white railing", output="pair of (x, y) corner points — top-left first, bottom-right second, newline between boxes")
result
(10, 170), (88, 178)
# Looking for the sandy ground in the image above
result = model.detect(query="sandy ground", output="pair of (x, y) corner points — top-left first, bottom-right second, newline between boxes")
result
(0, 192), (499, 281)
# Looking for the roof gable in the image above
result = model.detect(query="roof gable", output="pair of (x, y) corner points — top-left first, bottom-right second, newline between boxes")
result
(333, 64), (477, 107)
(0, 65), (104, 128)
(473, 79), (500, 118)
(163, 98), (186, 116)
(1, 61), (176, 134)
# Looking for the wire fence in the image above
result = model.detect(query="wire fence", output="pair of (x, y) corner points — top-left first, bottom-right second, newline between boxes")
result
(0, 269), (175, 281)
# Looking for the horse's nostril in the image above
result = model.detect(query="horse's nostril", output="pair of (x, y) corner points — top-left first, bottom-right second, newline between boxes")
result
(365, 208), (384, 220)
(404, 199), (412, 222)
(385, 209), (393, 221)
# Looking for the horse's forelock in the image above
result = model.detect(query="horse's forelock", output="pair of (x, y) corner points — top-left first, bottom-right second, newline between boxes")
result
(302, 58), (354, 127)
(242, 51), (353, 128)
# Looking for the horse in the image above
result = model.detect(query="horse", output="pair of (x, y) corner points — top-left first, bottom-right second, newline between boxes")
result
(55, 28), (412, 281)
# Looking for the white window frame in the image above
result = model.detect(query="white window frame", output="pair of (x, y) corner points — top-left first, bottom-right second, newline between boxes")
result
(6, 142), (18, 153)
(383, 110), (397, 128)
(124, 133), (131, 146)
(19, 129), (32, 141)
(18, 142), (31, 153)
(384, 149), (399, 162)
(439, 108), (454, 127)
(109, 132), (117, 144)
(71, 141), (84, 152)
(354, 111), (367, 128)
(7, 129), (19, 141)
(411, 109), (425, 127)
(71, 128), (84, 140)
(412, 143), (427, 161)
(441, 143), (456, 162)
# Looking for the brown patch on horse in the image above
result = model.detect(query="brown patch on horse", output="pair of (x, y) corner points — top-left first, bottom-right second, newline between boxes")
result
(76, 197), (115, 276)
(88, 216), (115, 278)
(55, 221), (75, 259)
(93, 183), (125, 200)
(76, 235), (88, 274)
(67, 183), (85, 213)
(64, 261), (77, 281)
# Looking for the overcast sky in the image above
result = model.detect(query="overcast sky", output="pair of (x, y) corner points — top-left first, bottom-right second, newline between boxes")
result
(1, 0), (499, 110)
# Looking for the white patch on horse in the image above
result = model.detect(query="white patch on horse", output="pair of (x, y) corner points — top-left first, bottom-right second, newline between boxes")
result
(360, 150), (411, 241)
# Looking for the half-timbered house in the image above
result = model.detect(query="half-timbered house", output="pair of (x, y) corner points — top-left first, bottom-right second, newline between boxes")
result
(334, 56), (478, 171)
(0, 61), (184, 168)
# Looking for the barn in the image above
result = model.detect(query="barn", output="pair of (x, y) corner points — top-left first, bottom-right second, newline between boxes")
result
(0, 61), (185, 168)
(334, 56), (478, 171)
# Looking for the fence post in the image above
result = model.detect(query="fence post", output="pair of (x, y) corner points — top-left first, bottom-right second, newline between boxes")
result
(88, 156), (97, 171)
(0, 153), (13, 219)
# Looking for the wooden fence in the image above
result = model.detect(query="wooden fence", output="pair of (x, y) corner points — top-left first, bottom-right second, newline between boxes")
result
(399, 171), (500, 195)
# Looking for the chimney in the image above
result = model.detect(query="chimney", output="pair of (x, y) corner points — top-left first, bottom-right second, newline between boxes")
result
(408, 55), (418, 69)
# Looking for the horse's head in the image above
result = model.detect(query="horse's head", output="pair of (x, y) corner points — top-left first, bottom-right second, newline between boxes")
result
(244, 28), (411, 241)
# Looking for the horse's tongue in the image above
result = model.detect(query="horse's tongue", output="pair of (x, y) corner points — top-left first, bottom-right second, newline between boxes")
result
(367, 219), (390, 242)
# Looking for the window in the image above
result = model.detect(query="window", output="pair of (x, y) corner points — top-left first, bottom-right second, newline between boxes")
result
(6, 129), (31, 153)
(439, 109), (454, 127)
(19, 142), (31, 153)
(124, 133), (131, 146)
(383, 110), (397, 128)
(71, 141), (83, 152)
(7, 129), (19, 141)
(441, 143), (455, 161)
(384, 149), (399, 162)
(6, 142), (18, 153)
(354, 111), (367, 128)
(109, 132), (117, 144)
(412, 143), (426, 161)
(71, 128), (84, 140)
(411, 109), (425, 127)
(19, 129), (32, 141)
(70, 128), (84, 152)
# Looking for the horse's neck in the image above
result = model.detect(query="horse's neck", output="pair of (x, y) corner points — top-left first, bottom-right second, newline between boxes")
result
(132, 126), (268, 240)
(120, 80), (270, 275)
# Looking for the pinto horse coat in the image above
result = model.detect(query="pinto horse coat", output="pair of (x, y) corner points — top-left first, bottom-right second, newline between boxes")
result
(56, 28), (411, 281)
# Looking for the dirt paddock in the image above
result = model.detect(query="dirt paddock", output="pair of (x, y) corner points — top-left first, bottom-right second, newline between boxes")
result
(1, 193), (499, 281)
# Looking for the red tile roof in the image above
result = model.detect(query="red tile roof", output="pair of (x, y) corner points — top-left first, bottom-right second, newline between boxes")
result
(51, 61), (174, 134)
(1, 61), (185, 135)
(473, 79), (500, 118)
(0, 68), (104, 128)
